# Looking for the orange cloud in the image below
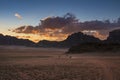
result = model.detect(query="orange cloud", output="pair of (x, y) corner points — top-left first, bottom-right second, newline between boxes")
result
(92, 31), (108, 40)
(82, 30), (108, 40)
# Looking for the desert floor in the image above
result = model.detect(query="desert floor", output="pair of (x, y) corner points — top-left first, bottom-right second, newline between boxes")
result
(0, 46), (120, 80)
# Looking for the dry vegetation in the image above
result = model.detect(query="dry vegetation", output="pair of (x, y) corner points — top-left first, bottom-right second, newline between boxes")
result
(0, 46), (120, 80)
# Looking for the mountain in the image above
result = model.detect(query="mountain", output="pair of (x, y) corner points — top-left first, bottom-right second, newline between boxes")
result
(1, 29), (120, 48)
(0, 34), (35, 46)
(67, 43), (120, 53)
(105, 29), (120, 43)
(37, 40), (60, 47)
(67, 29), (120, 53)
(37, 32), (101, 48)
(62, 32), (101, 46)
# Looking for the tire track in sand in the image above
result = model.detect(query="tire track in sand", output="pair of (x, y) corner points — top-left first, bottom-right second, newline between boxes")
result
(84, 58), (113, 80)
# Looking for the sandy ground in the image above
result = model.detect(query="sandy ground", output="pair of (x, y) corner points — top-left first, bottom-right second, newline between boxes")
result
(0, 46), (120, 80)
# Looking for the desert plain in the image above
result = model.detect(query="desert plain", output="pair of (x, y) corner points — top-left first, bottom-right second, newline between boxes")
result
(0, 46), (120, 80)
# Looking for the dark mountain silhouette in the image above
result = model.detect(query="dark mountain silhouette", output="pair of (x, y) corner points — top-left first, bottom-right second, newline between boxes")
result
(67, 43), (120, 53)
(1, 29), (120, 49)
(38, 32), (101, 48)
(37, 40), (59, 47)
(67, 29), (120, 53)
(105, 29), (120, 43)
(0, 34), (35, 46)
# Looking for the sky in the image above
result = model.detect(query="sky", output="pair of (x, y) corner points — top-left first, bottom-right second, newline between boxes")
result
(0, 0), (120, 42)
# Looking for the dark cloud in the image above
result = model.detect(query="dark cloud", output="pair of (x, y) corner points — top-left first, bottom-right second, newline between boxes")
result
(12, 25), (40, 34)
(80, 20), (118, 30)
(12, 13), (120, 40)
(40, 13), (78, 29)
(40, 17), (67, 29)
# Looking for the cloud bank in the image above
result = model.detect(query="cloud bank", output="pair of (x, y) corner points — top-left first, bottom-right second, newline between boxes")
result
(12, 13), (120, 41)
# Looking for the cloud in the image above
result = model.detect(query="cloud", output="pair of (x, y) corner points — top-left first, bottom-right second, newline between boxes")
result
(15, 13), (78, 34)
(40, 13), (78, 29)
(12, 13), (120, 41)
(15, 13), (22, 19)
(12, 25), (40, 34)
(82, 30), (109, 40)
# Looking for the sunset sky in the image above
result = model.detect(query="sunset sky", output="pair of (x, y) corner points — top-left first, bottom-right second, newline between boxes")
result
(0, 0), (120, 42)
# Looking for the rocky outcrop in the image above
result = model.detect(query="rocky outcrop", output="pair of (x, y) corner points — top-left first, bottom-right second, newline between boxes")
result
(106, 29), (120, 43)
(67, 29), (120, 53)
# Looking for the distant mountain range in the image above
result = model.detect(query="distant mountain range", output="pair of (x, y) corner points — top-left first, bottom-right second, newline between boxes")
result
(37, 32), (100, 48)
(0, 29), (120, 48)
(0, 34), (35, 46)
